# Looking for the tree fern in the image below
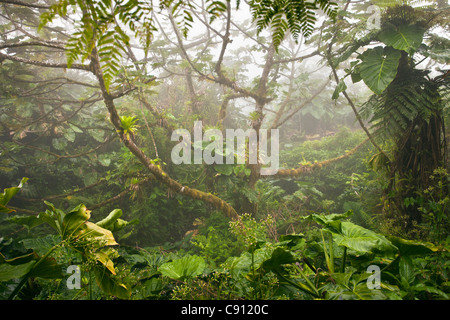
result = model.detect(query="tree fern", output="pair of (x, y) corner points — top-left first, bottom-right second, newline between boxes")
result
(361, 69), (447, 141)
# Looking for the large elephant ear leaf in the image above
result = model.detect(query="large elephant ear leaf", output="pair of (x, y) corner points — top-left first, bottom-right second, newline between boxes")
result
(302, 210), (353, 233)
(386, 235), (441, 256)
(378, 23), (425, 54)
(332, 221), (398, 257)
(359, 46), (401, 95)
(159, 255), (206, 281)
(261, 247), (296, 272)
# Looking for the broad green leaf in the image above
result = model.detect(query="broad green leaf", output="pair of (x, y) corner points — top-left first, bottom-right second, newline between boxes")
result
(225, 246), (274, 280)
(214, 164), (233, 175)
(112, 218), (138, 233)
(332, 80), (347, 100)
(378, 23), (425, 54)
(302, 211), (353, 233)
(81, 222), (118, 247)
(93, 265), (131, 300)
(399, 256), (415, 287)
(330, 271), (354, 288)
(141, 277), (164, 298)
(64, 130), (76, 143)
(332, 221), (398, 256)
(7, 215), (44, 229)
(351, 69), (362, 83)
(359, 46), (401, 94)
(412, 283), (449, 299)
(89, 129), (105, 142)
(38, 202), (65, 235)
(94, 249), (116, 275)
(0, 251), (63, 281)
(386, 235), (440, 256)
(261, 247), (296, 272)
(96, 209), (123, 229)
(98, 154), (111, 167)
(159, 255), (206, 281)
(20, 235), (61, 256)
(340, 281), (387, 300)
(224, 256), (243, 278)
(0, 261), (35, 282)
(52, 138), (67, 150)
(279, 234), (306, 250)
(5, 251), (36, 265)
(29, 256), (63, 279)
(0, 177), (28, 212)
(69, 123), (83, 133)
(61, 204), (90, 239)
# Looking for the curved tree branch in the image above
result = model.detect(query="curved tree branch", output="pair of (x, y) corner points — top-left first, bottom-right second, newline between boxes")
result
(273, 137), (369, 178)
(89, 46), (239, 219)
(0, 0), (50, 9)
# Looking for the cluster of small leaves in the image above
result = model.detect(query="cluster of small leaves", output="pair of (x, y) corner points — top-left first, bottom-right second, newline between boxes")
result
(119, 115), (139, 139)
(229, 213), (274, 248)
(248, 0), (337, 49)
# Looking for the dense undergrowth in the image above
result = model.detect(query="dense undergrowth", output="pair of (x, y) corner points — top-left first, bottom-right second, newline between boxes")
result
(1, 130), (449, 300)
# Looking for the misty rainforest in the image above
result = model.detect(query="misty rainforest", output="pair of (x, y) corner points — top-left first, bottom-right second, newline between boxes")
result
(0, 0), (449, 301)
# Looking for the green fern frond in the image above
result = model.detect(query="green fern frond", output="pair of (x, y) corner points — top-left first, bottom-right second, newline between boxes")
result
(40, 0), (155, 91)
(206, 0), (228, 23)
(249, 0), (337, 50)
(361, 68), (447, 141)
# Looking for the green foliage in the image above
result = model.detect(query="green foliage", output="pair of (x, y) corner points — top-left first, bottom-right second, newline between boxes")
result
(229, 213), (275, 249)
(361, 72), (444, 138)
(378, 23), (425, 54)
(0, 178), (28, 213)
(159, 254), (206, 281)
(249, 0), (337, 49)
(190, 213), (241, 267)
(165, 210), (448, 300)
(403, 167), (450, 243)
(119, 115), (139, 139)
(303, 211), (398, 257)
(40, 0), (155, 91)
(0, 251), (63, 282)
(334, 4), (449, 237)
(358, 46), (402, 95)
(1, 183), (130, 300)
(279, 128), (372, 214)
(39, 202), (131, 299)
